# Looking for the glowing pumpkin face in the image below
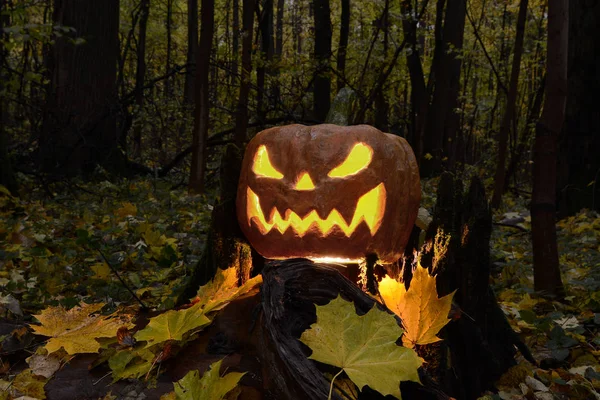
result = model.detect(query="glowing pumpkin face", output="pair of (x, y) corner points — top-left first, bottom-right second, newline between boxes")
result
(236, 124), (420, 263)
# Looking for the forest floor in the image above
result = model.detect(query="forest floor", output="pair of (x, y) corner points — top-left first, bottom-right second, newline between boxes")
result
(0, 175), (599, 400)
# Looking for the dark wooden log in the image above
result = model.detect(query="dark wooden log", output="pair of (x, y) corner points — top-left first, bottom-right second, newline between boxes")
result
(257, 259), (450, 400)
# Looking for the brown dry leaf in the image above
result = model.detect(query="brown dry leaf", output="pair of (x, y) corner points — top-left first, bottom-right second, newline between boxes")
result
(30, 303), (134, 355)
(379, 265), (455, 348)
(26, 353), (62, 379)
(12, 369), (48, 399)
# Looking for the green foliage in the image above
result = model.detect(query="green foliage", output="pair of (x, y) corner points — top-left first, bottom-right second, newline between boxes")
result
(173, 359), (245, 400)
(0, 178), (211, 312)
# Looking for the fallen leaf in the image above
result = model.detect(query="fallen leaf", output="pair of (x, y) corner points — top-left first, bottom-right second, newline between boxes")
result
(134, 302), (210, 348)
(26, 353), (61, 379)
(0, 294), (23, 316)
(174, 359), (245, 400)
(300, 296), (422, 399)
(30, 303), (134, 355)
(12, 369), (47, 399)
(195, 267), (263, 314)
(116, 202), (137, 218)
(379, 265), (455, 348)
(108, 346), (155, 381)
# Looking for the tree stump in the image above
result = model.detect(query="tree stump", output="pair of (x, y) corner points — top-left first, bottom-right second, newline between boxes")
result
(409, 172), (533, 399)
(257, 259), (450, 400)
(251, 173), (531, 399)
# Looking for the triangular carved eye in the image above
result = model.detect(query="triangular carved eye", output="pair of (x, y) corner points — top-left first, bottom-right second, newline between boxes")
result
(295, 172), (315, 191)
(328, 143), (373, 178)
(252, 145), (284, 179)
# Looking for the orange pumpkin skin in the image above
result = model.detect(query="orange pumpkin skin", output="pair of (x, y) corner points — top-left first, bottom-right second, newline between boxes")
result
(236, 124), (421, 264)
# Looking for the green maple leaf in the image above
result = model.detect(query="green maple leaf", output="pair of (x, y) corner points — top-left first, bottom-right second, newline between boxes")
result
(174, 359), (245, 400)
(135, 302), (210, 348)
(300, 296), (422, 399)
(109, 347), (155, 381)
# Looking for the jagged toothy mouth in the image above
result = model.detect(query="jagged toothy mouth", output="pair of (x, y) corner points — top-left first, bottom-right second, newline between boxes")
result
(246, 184), (386, 237)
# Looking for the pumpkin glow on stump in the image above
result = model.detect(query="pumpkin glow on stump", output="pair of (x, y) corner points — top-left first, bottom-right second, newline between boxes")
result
(236, 124), (420, 263)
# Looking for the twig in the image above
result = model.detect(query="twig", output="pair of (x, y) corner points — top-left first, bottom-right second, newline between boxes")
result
(465, 5), (508, 95)
(95, 247), (148, 310)
(93, 371), (112, 386)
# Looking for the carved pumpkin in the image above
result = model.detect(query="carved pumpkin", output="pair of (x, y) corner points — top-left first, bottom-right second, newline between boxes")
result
(236, 124), (420, 263)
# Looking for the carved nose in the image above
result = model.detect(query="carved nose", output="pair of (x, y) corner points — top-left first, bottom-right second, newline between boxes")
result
(294, 172), (315, 191)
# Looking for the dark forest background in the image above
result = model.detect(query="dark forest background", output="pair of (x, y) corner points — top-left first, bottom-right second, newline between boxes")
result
(0, 0), (599, 296)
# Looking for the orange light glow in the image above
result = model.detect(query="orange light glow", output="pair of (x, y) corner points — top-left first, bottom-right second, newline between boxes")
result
(252, 145), (284, 179)
(328, 143), (373, 178)
(294, 172), (315, 191)
(246, 183), (386, 237)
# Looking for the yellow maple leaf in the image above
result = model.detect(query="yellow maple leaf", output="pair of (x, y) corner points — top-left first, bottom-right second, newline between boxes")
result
(379, 265), (455, 348)
(195, 267), (263, 314)
(116, 202), (137, 218)
(31, 303), (134, 355)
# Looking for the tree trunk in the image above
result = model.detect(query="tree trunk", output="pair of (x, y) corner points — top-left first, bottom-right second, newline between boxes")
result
(336, 0), (349, 93)
(312, 0), (331, 122)
(40, 0), (121, 175)
(233, 0), (256, 147)
(374, 0), (389, 131)
(232, 0), (240, 81)
(557, 1), (600, 216)
(184, 0), (198, 105)
(0, 0), (17, 193)
(272, 0), (284, 104)
(401, 0), (428, 162)
(132, 0), (150, 159)
(491, 0), (528, 208)
(421, 0), (466, 176)
(531, 0), (567, 298)
(256, 0), (274, 125)
(188, 0), (215, 193)
(164, 0), (173, 98)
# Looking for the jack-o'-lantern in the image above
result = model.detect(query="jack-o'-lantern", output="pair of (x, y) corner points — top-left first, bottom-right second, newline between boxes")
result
(236, 124), (420, 264)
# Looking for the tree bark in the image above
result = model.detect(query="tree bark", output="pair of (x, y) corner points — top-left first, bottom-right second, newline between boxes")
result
(0, 0), (17, 193)
(336, 0), (349, 93)
(491, 0), (528, 208)
(40, 0), (121, 175)
(164, 0), (173, 98)
(232, 0), (240, 80)
(270, 0), (284, 105)
(401, 0), (428, 162)
(557, 1), (600, 216)
(256, 0), (274, 125)
(132, 0), (150, 159)
(312, 0), (331, 122)
(184, 0), (198, 105)
(421, 0), (466, 176)
(374, 0), (389, 131)
(531, 0), (567, 298)
(233, 0), (256, 147)
(188, 0), (215, 193)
